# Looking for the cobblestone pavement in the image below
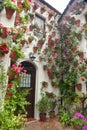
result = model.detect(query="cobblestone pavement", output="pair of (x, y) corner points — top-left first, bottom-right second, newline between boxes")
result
(25, 118), (74, 130)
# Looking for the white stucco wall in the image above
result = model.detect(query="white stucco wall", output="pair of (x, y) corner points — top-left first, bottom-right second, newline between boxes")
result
(0, 2), (60, 119)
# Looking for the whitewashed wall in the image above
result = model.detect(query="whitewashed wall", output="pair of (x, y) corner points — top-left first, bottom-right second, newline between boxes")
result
(0, 4), (60, 119)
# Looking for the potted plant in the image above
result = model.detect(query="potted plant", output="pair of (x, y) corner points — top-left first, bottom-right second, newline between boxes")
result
(2, 0), (20, 19)
(42, 81), (48, 88)
(10, 47), (24, 63)
(46, 92), (58, 118)
(0, 42), (9, 57)
(29, 13), (34, 22)
(28, 36), (35, 43)
(36, 89), (50, 121)
(40, 6), (46, 14)
(71, 112), (87, 130)
(32, 2), (38, 12)
(0, 23), (11, 38)
(29, 24), (38, 31)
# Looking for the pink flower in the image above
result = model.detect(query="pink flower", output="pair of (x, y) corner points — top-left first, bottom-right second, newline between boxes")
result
(12, 64), (16, 69)
(0, 23), (4, 27)
(15, 68), (20, 74)
(27, 0), (32, 2)
(6, 28), (11, 35)
(24, 70), (27, 73)
(11, 0), (16, 2)
(18, 3), (23, 8)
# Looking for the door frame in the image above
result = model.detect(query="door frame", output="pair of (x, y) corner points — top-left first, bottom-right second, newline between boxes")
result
(19, 60), (39, 119)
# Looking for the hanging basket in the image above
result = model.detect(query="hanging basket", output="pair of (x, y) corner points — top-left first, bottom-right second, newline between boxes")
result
(0, 27), (8, 38)
(76, 83), (82, 91)
(8, 68), (16, 81)
(5, 7), (15, 19)
(10, 50), (18, 62)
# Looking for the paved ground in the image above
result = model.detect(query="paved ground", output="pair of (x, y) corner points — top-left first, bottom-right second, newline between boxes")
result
(25, 118), (74, 130)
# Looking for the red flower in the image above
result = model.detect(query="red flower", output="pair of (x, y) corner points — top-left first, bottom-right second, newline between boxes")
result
(75, 20), (80, 27)
(28, 0), (32, 2)
(80, 77), (85, 81)
(8, 83), (13, 88)
(18, 2), (23, 8)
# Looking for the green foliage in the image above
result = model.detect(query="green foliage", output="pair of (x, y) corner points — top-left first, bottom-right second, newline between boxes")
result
(36, 89), (50, 113)
(59, 111), (72, 126)
(0, 65), (29, 129)
(2, 0), (19, 11)
(0, 109), (25, 130)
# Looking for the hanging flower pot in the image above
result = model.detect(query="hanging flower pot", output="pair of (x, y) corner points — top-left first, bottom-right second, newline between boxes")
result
(40, 6), (46, 14)
(76, 33), (82, 41)
(8, 67), (16, 81)
(33, 46), (38, 53)
(5, 7), (15, 19)
(42, 81), (48, 88)
(78, 51), (84, 59)
(28, 36), (34, 43)
(0, 27), (9, 38)
(32, 3), (38, 12)
(76, 83), (82, 91)
(29, 13), (34, 22)
(10, 50), (18, 63)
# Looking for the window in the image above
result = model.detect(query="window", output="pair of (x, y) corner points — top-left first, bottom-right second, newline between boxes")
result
(20, 74), (31, 88)
(34, 13), (45, 37)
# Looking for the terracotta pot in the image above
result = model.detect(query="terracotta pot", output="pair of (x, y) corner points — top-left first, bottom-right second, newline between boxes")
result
(74, 125), (82, 130)
(5, 7), (15, 19)
(76, 83), (82, 91)
(0, 27), (8, 38)
(49, 110), (55, 118)
(29, 26), (33, 31)
(39, 113), (46, 121)
(8, 68), (16, 81)
(33, 46), (38, 53)
(10, 50), (18, 62)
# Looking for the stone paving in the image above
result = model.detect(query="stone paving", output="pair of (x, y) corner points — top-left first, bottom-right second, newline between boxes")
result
(25, 118), (74, 130)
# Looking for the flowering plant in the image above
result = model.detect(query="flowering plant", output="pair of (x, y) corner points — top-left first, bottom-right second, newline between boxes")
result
(46, 92), (58, 110)
(0, 23), (11, 38)
(8, 63), (26, 82)
(42, 81), (48, 88)
(71, 112), (87, 128)
(2, 0), (19, 11)
(17, 0), (32, 12)
(0, 42), (9, 56)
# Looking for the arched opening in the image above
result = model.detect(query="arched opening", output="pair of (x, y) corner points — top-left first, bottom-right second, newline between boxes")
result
(20, 61), (36, 118)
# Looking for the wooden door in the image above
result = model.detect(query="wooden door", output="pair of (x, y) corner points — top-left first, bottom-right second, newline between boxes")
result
(20, 61), (36, 118)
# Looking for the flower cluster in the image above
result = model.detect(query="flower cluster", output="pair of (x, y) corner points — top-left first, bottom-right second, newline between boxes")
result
(0, 23), (11, 38)
(0, 43), (9, 56)
(73, 113), (87, 121)
(46, 91), (58, 110)
(8, 63), (27, 82)
(71, 112), (87, 128)
(11, 63), (27, 75)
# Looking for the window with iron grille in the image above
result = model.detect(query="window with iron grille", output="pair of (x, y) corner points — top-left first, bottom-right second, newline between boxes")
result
(20, 74), (31, 88)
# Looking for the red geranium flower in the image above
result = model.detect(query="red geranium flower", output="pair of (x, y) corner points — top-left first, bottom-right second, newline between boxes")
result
(8, 83), (13, 88)
(80, 77), (85, 81)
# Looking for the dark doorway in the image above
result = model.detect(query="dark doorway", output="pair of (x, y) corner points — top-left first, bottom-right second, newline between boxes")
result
(20, 61), (36, 118)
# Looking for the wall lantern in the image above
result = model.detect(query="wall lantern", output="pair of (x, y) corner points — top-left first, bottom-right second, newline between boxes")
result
(29, 52), (36, 61)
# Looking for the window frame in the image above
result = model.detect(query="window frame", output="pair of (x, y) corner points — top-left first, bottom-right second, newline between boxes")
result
(34, 13), (46, 38)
